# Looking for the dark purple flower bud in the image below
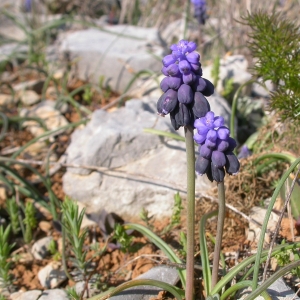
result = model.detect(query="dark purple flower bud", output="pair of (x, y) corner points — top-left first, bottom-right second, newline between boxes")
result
(212, 150), (226, 168)
(170, 103), (193, 130)
(160, 77), (169, 92)
(225, 151), (240, 175)
(201, 78), (214, 96)
(163, 54), (176, 67)
(200, 144), (212, 159)
(168, 76), (183, 90)
(166, 64), (180, 76)
(179, 60), (191, 75)
(217, 126), (230, 140)
(211, 163), (225, 182)
(178, 84), (194, 104)
(186, 52), (200, 64)
(190, 63), (201, 73)
(237, 145), (252, 159)
(157, 89), (178, 116)
(192, 76), (207, 92)
(227, 137), (237, 152)
(216, 139), (229, 152)
(195, 156), (210, 175)
(194, 132), (206, 144)
(183, 72), (196, 85)
(206, 129), (217, 142)
(192, 92), (210, 119)
(205, 138), (216, 149)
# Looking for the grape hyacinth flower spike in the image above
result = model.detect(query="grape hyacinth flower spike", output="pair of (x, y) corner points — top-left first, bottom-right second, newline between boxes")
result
(157, 39), (214, 130)
(194, 111), (240, 182)
(191, 0), (208, 25)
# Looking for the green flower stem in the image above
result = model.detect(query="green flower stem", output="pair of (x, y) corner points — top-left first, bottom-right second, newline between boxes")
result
(211, 182), (225, 290)
(184, 125), (196, 300)
(252, 157), (300, 290)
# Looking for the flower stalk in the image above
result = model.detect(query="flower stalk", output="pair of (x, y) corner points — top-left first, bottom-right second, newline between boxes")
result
(211, 181), (225, 289)
(185, 125), (196, 300)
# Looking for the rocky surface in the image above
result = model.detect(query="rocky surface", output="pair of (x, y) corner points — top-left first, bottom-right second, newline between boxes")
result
(58, 25), (165, 94)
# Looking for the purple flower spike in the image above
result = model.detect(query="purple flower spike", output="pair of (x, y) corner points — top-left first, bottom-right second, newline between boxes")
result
(194, 109), (240, 182)
(178, 84), (193, 104)
(157, 39), (214, 130)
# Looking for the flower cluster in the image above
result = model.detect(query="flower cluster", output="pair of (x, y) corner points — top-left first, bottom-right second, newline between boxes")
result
(194, 111), (240, 182)
(191, 0), (208, 25)
(157, 40), (214, 130)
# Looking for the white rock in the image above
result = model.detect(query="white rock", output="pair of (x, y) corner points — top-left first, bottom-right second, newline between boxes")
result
(13, 80), (44, 94)
(38, 262), (67, 289)
(20, 102), (69, 138)
(18, 90), (40, 106)
(10, 290), (42, 300)
(58, 26), (164, 94)
(38, 289), (68, 300)
(0, 94), (16, 106)
(31, 236), (53, 260)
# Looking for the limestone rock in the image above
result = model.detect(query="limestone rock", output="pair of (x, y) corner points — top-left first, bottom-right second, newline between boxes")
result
(20, 101), (69, 138)
(31, 236), (53, 260)
(0, 94), (16, 106)
(10, 290), (42, 300)
(38, 261), (67, 289)
(38, 289), (68, 300)
(18, 90), (40, 106)
(59, 26), (164, 94)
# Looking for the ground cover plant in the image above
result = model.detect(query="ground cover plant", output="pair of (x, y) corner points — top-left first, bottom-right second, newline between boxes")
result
(0, 0), (300, 299)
